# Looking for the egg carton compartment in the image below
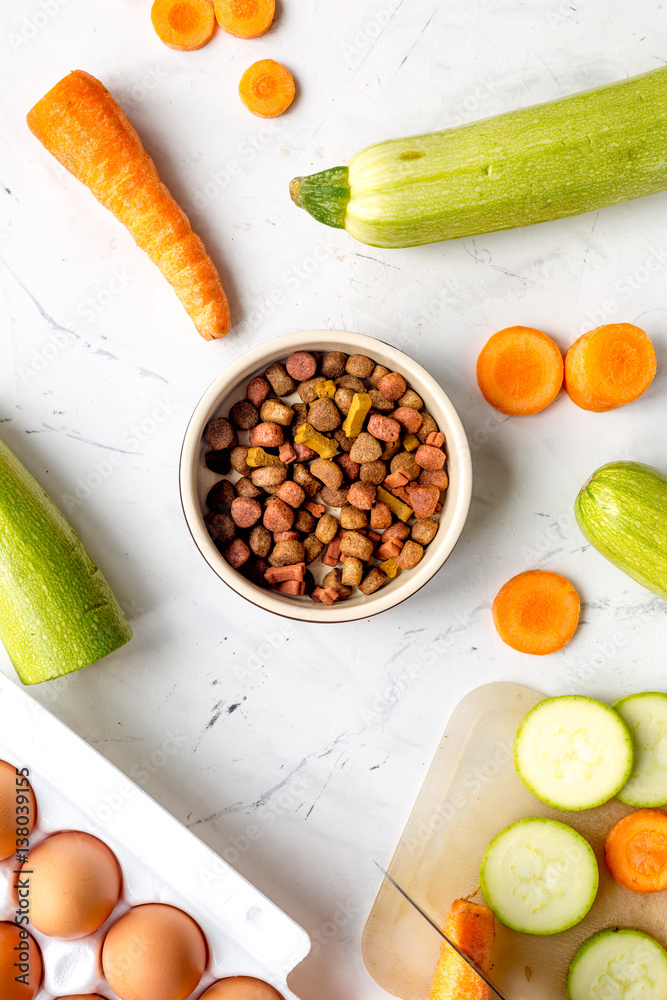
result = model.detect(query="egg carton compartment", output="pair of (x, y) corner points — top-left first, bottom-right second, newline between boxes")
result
(0, 673), (310, 999)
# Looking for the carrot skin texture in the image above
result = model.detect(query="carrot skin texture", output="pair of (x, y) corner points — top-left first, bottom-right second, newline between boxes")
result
(605, 809), (667, 893)
(564, 323), (656, 411)
(428, 899), (495, 1000)
(27, 70), (230, 341)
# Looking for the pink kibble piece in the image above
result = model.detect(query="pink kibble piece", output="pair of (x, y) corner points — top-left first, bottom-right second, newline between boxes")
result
(230, 497), (262, 528)
(249, 422), (284, 448)
(277, 480), (306, 508)
(279, 442), (298, 464)
(286, 351), (318, 380)
(426, 431), (445, 448)
(263, 497), (295, 532)
(347, 481), (376, 510)
(223, 538), (251, 568)
(367, 413), (401, 442)
(415, 444), (446, 470)
(393, 407), (423, 433)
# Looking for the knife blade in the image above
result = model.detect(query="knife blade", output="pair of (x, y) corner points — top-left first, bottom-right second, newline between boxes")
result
(375, 863), (509, 1000)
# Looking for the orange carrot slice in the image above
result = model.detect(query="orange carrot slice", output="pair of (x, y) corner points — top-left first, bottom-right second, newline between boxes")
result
(239, 59), (295, 118)
(214, 0), (274, 37)
(605, 809), (667, 893)
(476, 326), (563, 415)
(27, 71), (230, 341)
(428, 899), (495, 1000)
(564, 323), (656, 411)
(492, 570), (580, 655)
(151, 0), (216, 49)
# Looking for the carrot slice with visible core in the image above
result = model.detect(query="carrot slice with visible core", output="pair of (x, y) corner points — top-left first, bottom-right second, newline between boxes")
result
(564, 322), (657, 411)
(27, 70), (230, 341)
(239, 59), (295, 118)
(492, 570), (580, 655)
(605, 809), (667, 893)
(214, 0), (274, 37)
(476, 326), (563, 415)
(428, 899), (495, 1000)
(151, 0), (216, 49)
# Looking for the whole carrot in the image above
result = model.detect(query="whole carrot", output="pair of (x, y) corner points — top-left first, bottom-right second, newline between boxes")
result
(27, 70), (230, 341)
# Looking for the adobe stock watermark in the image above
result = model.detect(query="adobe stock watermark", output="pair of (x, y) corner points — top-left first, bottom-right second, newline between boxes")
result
(94, 731), (188, 824)
(9, 0), (71, 49)
(576, 244), (667, 334)
(234, 622), (295, 682)
(342, 0), (402, 60)
(76, 268), (134, 323)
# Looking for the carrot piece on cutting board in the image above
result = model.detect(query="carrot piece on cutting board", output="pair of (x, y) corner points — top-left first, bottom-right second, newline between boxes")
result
(214, 0), (274, 37)
(476, 326), (563, 415)
(26, 70), (230, 341)
(492, 570), (580, 655)
(239, 60), (295, 118)
(151, 0), (216, 50)
(564, 323), (656, 411)
(428, 899), (495, 1000)
(605, 809), (667, 893)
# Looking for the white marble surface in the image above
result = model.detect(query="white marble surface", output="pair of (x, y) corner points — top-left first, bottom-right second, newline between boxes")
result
(2, 1), (667, 997)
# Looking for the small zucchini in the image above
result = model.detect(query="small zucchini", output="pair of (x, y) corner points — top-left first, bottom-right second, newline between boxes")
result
(290, 66), (667, 248)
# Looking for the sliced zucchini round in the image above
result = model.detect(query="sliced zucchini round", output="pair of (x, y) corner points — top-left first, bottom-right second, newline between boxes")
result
(614, 692), (667, 807)
(480, 817), (598, 935)
(567, 928), (667, 1000)
(514, 695), (633, 810)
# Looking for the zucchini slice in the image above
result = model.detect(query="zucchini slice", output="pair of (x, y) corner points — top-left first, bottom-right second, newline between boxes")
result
(567, 928), (667, 1000)
(514, 695), (633, 810)
(480, 817), (598, 935)
(615, 693), (667, 807)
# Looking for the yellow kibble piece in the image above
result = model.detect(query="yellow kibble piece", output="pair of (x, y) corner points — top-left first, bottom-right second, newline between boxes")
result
(403, 433), (420, 452)
(294, 422), (338, 459)
(342, 392), (372, 438)
(376, 485), (414, 522)
(316, 379), (337, 399)
(380, 557), (399, 578)
(247, 447), (285, 468)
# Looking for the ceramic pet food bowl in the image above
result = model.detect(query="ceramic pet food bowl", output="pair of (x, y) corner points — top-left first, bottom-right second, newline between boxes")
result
(179, 330), (472, 622)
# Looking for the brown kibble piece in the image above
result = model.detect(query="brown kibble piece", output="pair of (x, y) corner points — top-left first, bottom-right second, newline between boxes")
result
(321, 351), (348, 379)
(349, 432), (382, 464)
(415, 444), (446, 470)
(310, 458), (344, 490)
(412, 518), (438, 545)
(286, 351), (317, 381)
(205, 450), (231, 474)
(347, 481), (376, 510)
(378, 372), (407, 401)
(334, 387), (355, 415)
(337, 453), (360, 480)
(316, 513), (339, 544)
(380, 440), (401, 462)
(294, 508), (316, 534)
(367, 414), (401, 442)
(346, 354), (375, 378)
(292, 463), (321, 497)
(390, 451), (421, 480)
(246, 375), (271, 408)
(419, 468), (449, 489)
(292, 402), (308, 427)
(243, 556), (270, 587)
(260, 399), (295, 426)
(397, 388), (424, 410)
(417, 413), (438, 442)
(340, 505), (368, 530)
(341, 556), (364, 587)
(298, 376), (326, 403)
(206, 479), (236, 510)
(308, 398), (342, 432)
(251, 466), (287, 490)
(340, 531), (374, 561)
(231, 496), (262, 528)
(205, 511), (236, 544)
(204, 417), (237, 450)
(322, 569), (353, 600)
(320, 485), (349, 507)
(230, 399), (259, 430)
(277, 480), (306, 508)
(360, 459), (387, 485)
(294, 443), (317, 462)
(249, 422), (284, 448)
(333, 427), (356, 453)
(269, 539), (305, 567)
(368, 389), (395, 412)
(235, 476), (262, 499)
(336, 374), (366, 393)
(303, 535), (324, 564)
(397, 540), (424, 570)
(265, 362), (296, 396)
(369, 364), (390, 388)
(263, 497), (295, 532)
(370, 502), (392, 530)
(393, 407), (423, 433)
(223, 538), (251, 568)
(249, 524), (272, 557)
(406, 483), (440, 518)
(359, 566), (387, 594)
(231, 445), (252, 476)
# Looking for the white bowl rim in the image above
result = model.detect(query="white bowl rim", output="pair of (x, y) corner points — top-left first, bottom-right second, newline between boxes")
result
(179, 330), (473, 623)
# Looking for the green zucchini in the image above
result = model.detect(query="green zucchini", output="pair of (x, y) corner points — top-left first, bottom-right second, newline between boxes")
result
(567, 929), (667, 1000)
(0, 437), (132, 684)
(290, 66), (667, 248)
(575, 461), (667, 602)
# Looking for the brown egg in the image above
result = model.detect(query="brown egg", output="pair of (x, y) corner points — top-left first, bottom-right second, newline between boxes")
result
(0, 760), (37, 862)
(56, 995), (106, 999)
(0, 921), (43, 1000)
(200, 978), (285, 999)
(102, 903), (208, 1000)
(18, 830), (122, 938)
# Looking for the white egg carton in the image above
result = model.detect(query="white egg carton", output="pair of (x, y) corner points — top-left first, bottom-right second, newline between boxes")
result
(0, 674), (310, 999)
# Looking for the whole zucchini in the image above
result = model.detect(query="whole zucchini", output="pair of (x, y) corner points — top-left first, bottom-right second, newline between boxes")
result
(575, 461), (667, 601)
(0, 437), (132, 684)
(290, 66), (667, 248)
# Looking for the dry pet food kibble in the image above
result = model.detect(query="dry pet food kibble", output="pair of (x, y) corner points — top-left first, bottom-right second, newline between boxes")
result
(201, 344), (449, 605)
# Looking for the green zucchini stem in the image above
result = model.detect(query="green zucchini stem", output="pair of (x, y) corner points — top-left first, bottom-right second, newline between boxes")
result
(289, 165), (349, 229)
